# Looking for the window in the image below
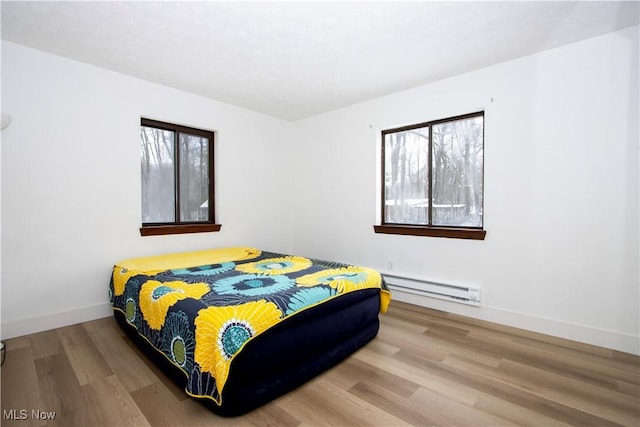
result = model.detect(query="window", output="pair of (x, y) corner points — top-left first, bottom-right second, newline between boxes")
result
(140, 118), (220, 236)
(374, 112), (485, 240)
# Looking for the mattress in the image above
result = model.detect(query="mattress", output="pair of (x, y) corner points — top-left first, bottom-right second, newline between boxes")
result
(110, 247), (391, 415)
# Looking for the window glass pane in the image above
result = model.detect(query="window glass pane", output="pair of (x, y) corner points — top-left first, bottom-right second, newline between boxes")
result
(384, 126), (429, 224)
(179, 133), (209, 222)
(141, 126), (175, 223)
(431, 116), (483, 227)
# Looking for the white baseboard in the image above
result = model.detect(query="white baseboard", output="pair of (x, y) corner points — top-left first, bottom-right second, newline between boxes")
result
(390, 288), (640, 356)
(1, 302), (113, 340)
(2, 291), (638, 356)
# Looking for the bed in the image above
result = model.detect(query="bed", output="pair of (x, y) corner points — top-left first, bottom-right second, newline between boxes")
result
(109, 247), (391, 416)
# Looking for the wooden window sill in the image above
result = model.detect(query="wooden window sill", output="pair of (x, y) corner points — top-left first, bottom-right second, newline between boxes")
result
(140, 224), (222, 236)
(374, 225), (486, 240)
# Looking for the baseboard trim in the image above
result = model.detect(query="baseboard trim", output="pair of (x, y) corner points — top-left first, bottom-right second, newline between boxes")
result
(391, 288), (640, 356)
(2, 292), (638, 356)
(1, 302), (113, 340)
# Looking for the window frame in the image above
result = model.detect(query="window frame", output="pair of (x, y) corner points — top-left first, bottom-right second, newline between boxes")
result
(374, 111), (486, 240)
(139, 118), (221, 236)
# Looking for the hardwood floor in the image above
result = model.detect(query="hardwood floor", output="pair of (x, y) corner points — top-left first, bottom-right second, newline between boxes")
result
(1, 300), (638, 426)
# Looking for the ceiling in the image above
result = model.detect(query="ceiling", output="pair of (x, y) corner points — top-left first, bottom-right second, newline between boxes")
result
(1, 1), (638, 121)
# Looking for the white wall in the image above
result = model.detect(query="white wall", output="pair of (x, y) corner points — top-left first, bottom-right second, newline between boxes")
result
(290, 26), (639, 354)
(0, 41), (293, 338)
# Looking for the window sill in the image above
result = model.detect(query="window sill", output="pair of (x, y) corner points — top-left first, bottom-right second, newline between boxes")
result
(373, 225), (486, 240)
(140, 224), (222, 236)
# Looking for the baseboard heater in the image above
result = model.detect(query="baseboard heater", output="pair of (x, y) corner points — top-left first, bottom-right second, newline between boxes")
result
(381, 272), (481, 306)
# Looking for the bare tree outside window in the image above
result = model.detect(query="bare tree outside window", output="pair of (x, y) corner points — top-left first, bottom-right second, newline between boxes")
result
(179, 133), (210, 222)
(141, 126), (176, 223)
(377, 112), (485, 240)
(384, 126), (429, 224)
(432, 115), (483, 227)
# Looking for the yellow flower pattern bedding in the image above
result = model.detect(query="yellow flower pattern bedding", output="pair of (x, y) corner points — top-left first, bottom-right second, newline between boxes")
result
(110, 247), (391, 405)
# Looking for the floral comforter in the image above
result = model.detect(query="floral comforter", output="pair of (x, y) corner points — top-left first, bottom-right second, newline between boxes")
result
(109, 247), (391, 405)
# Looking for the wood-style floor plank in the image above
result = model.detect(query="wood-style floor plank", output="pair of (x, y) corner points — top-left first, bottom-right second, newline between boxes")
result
(81, 374), (149, 426)
(29, 330), (64, 360)
(34, 353), (97, 426)
(56, 324), (113, 386)
(84, 323), (157, 393)
(1, 300), (638, 426)
(0, 346), (45, 427)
